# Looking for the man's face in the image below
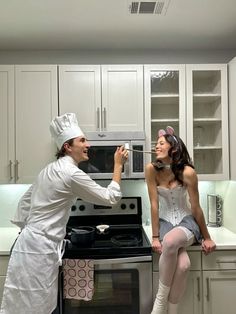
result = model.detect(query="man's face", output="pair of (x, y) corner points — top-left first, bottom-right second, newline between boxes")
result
(66, 136), (90, 163)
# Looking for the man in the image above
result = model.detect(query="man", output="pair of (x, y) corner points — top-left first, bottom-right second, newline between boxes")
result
(0, 113), (128, 314)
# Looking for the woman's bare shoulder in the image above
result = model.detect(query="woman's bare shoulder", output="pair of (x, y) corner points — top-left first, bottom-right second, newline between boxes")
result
(183, 165), (198, 185)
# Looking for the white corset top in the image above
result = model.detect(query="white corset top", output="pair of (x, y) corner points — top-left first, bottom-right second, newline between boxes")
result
(158, 185), (192, 226)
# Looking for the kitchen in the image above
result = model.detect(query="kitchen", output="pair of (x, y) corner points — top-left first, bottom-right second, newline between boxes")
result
(1, 0), (236, 313)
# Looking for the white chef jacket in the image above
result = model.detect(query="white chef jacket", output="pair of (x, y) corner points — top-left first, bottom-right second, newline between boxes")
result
(0, 155), (122, 314)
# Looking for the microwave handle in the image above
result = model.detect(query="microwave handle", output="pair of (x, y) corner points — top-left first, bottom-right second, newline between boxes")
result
(123, 142), (130, 176)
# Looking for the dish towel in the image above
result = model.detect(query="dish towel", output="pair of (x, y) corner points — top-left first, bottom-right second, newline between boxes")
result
(63, 259), (94, 301)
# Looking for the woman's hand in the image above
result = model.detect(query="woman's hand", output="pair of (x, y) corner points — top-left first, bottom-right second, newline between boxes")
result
(201, 238), (216, 255)
(152, 238), (162, 254)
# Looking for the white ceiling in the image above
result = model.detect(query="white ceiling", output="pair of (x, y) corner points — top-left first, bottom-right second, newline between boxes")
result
(0, 0), (236, 51)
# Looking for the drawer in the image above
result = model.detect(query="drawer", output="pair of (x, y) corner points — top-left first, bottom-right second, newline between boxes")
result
(0, 275), (6, 303)
(0, 256), (9, 276)
(202, 250), (236, 270)
(152, 251), (201, 271)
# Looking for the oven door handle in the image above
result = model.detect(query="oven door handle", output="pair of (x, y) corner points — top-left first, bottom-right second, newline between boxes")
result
(93, 255), (152, 265)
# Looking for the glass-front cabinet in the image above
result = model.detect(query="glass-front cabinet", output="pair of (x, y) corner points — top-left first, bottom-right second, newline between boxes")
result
(144, 65), (186, 162)
(144, 64), (229, 180)
(186, 64), (228, 180)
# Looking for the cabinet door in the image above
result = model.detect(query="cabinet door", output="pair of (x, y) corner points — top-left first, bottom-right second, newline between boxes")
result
(203, 270), (236, 314)
(228, 57), (236, 179)
(186, 64), (229, 180)
(59, 65), (101, 132)
(144, 65), (186, 163)
(15, 65), (58, 183)
(0, 256), (9, 304)
(0, 66), (15, 183)
(152, 271), (202, 314)
(101, 65), (144, 131)
(178, 271), (202, 314)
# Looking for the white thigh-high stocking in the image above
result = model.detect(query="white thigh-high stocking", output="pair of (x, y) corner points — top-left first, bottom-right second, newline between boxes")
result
(168, 248), (191, 305)
(151, 280), (170, 314)
(159, 228), (189, 287)
(167, 302), (178, 314)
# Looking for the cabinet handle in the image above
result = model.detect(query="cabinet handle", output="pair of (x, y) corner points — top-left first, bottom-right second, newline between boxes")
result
(216, 259), (236, 263)
(9, 160), (13, 180)
(96, 107), (100, 130)
(103, 107), (107, 130)
(197, 276), (200, 301)
(206, 277), (210, 301)
(15, 160), (19, 181)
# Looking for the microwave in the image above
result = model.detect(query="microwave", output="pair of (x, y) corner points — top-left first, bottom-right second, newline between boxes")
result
(79, 131), (146, 179)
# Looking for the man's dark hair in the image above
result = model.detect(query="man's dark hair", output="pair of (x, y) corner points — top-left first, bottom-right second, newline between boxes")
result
(56, 138), (74, 159)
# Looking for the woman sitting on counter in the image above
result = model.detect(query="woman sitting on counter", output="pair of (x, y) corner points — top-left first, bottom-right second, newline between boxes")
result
(145, 126), (216, 314)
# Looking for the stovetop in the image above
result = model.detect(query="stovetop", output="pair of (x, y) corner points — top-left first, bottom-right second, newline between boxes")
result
(63, 197), (151, 259)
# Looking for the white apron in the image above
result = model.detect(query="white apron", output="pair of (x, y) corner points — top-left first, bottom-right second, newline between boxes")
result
(0, 155), (122, 314)
(0, 226), (64, 314)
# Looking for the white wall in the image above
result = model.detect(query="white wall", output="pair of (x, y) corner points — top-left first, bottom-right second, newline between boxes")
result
(216, 181), (236, 233)
(0, 181), (215, 228)
(0, 49), (235, 64)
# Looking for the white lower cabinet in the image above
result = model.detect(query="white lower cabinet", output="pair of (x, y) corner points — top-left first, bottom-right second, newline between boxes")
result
(202, 251), (236, 314)
(153, 250), (236, 313)
(152, 251), (202, 313)
(0, 256), (9, 305)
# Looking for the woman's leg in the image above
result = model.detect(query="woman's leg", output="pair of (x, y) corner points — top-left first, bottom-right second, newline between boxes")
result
(159, 227), (190, 286)
(151, 227), (191, 314)
(167, 248), (191, 314)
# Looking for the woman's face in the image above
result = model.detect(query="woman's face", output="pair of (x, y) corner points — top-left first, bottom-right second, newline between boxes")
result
(155, 136), (172, 162)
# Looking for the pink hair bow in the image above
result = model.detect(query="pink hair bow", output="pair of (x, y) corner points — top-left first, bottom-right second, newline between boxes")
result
(158, 126), (175, 137)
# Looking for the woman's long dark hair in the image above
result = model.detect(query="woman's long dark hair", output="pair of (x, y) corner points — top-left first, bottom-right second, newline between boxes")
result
(152, 133), (194, 185)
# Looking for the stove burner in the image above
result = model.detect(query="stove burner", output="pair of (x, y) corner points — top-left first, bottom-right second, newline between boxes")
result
(111, 234), (142, 247)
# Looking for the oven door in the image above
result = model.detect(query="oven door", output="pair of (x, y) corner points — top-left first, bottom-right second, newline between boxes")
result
(59, 256), (152, 314)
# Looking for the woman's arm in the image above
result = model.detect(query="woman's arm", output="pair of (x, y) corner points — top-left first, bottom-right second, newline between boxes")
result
(183, 166), (216, 254)
(145, 163), (162, 253)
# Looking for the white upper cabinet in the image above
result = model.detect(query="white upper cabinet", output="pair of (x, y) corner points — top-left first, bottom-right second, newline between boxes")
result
(228, 57), (236, 180)
(0, 65), (58, 184)
(144, 64), (186, 159)
(186, 64), (229, 180)
(0, 66), (15, 184)
(59, 65), (101, 132)
(59, 65), (144, 133)
(144, 64), (229, 180)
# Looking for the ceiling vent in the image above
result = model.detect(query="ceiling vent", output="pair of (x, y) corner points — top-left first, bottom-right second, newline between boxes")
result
(128, 0), (171, 15)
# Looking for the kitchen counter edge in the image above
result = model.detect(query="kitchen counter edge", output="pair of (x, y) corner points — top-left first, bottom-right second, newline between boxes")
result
(143, 225), (236, 251)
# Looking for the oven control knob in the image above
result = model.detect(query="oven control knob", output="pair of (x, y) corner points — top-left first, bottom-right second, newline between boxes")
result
(79, 205), (86, 211)
(71, 205), (77, 212)
(121, 203), (126, 210)
(129, 203), (135, 210)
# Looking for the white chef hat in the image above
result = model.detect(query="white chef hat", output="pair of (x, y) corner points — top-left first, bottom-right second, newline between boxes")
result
(50, 113), (85, 149)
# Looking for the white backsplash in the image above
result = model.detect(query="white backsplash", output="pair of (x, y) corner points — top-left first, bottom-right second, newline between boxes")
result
(0, 181), (215, 228)
(0, 184), (31, 227)
(216, 180), (236, 233)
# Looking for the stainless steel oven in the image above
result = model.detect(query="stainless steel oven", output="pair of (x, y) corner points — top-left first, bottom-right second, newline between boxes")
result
(56, 197), (152, 314)
(59, 256), (152, 314)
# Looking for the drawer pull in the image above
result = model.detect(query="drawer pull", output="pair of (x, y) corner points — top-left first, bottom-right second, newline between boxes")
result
(206, 277), (210, 301)
(96, 107), (100, 130)
(15, 160), (19, 181)
(216, 259), (236, 264)
(197, 276), (200, 301)
(9, 160), (13, 180)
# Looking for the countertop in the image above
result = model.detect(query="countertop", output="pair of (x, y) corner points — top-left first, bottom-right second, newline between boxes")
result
(143, 225), (236, 251)
(0, 227), (20, 255)
(1, 225), (236, 255)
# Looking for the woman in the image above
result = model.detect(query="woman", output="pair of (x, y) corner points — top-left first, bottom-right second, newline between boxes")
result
(145, 126), (216, 314)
